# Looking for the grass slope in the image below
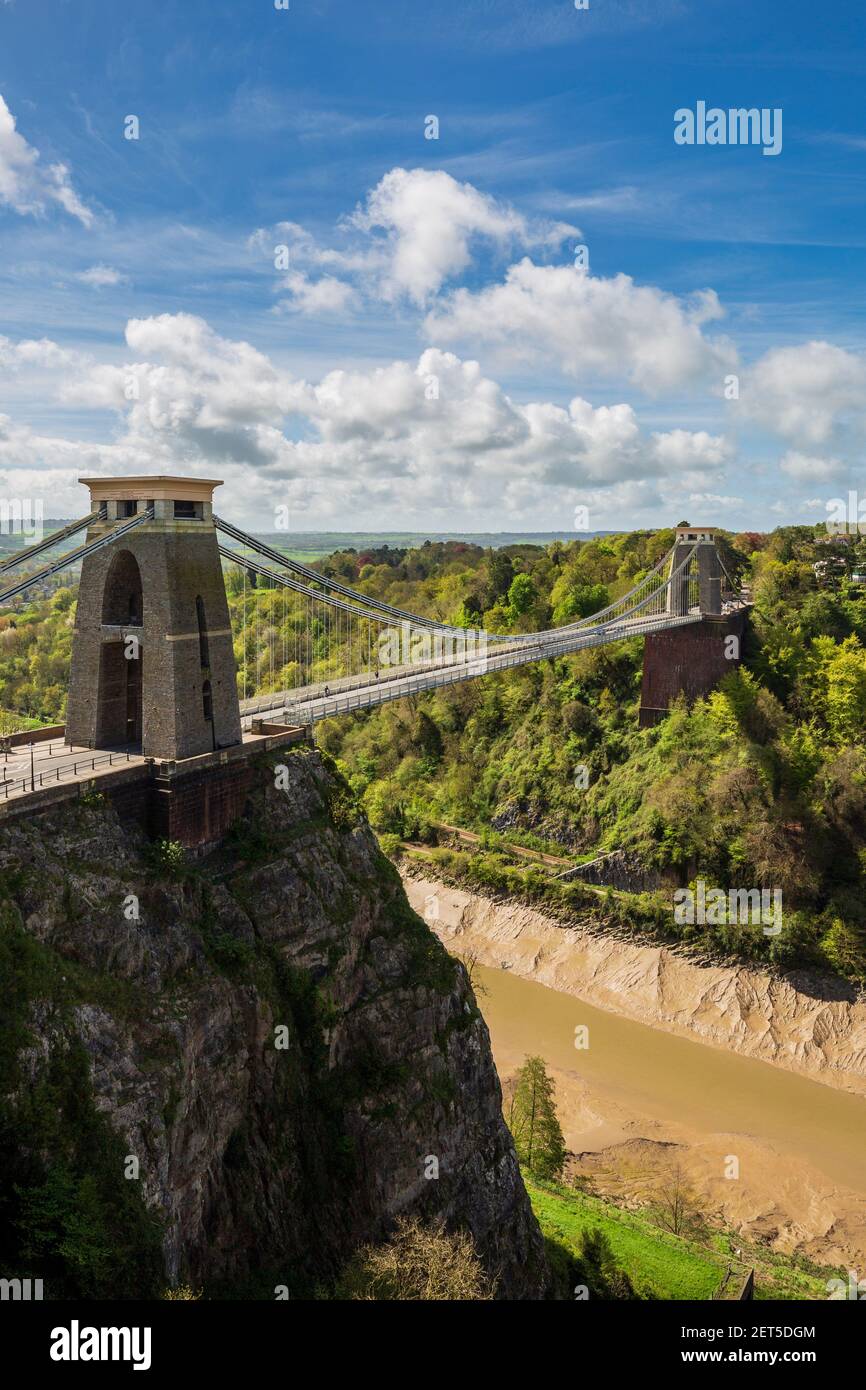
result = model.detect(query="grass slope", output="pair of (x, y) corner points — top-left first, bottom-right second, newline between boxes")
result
(527, 1178), (836, 1301)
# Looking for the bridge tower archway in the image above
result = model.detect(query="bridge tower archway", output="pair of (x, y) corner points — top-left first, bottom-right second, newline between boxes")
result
(102, 548), (143, 626)
(88, 548), (145, 749)
(93, 639), (143, 749)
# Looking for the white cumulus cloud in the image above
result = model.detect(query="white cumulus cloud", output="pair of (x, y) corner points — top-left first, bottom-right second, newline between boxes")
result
(744, 341), (866, 445)
(348, 166), (576, 305)
(277, 271), (358, 316)
(425, 259), (736, 394)
(0, 335), (79, 370)
(0, 94), (94, 226)
(779, 449), (846, 482)
(21, 313), (735, 529)
(253, 169), (577, 314)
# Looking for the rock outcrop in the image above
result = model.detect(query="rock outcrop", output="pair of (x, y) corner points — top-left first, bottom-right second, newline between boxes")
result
(554, 849), (667, 893)
(0, 749), (547, 1298)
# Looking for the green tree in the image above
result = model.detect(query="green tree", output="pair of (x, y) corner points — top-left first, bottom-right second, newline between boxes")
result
(824, 643), (866, 743)
(363, 778), (405, 835)
(574, 1228), (639, 1300)
(506, 1055), (566, 1179)
(821, 918), (866, 980)
(507, 572), (536, 618)
(551, 579), (609, 626)
(488, 551), (514, 601)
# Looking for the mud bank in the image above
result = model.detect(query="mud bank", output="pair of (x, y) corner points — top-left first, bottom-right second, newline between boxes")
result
(474, 959), (866, 1268)
(401, 869), (866, 1097)
(400, 868), (866, 1266)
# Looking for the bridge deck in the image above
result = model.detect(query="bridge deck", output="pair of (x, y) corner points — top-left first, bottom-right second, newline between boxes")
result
(1, 605), (740, 804)
(240, 609), (706, 727)
(0, 738), (146, 803)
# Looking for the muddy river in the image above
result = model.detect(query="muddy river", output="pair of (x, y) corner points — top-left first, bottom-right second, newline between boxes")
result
(476, 963), (866, 1195)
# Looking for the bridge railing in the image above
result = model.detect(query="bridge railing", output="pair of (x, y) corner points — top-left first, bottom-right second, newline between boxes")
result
(0, 507), (155, 606)
(0, 748), (138, 800)
(218, 517), (713, 649)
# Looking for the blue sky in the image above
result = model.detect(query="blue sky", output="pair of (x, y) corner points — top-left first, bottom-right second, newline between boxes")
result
(1, 0), (865, 532)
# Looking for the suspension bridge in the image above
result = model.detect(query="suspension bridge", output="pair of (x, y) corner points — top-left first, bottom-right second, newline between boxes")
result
(0, 477), (747, 826)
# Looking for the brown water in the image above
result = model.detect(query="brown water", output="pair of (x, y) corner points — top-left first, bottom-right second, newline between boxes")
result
(476, 964), (866, 1193)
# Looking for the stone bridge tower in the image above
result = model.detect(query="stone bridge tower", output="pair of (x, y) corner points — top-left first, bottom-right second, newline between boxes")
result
(665, 525), (722, 617)
(640, 525), (746, 727)
(66, 476), (242, 760)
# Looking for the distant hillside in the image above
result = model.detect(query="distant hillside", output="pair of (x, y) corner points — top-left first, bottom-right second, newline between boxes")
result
(0, 524), (621, 564)
(252, 529), (620, 553)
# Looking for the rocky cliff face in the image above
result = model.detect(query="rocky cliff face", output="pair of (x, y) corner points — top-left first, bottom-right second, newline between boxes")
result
(0, 748), (547, 1298)
(555, 849), (667, 893)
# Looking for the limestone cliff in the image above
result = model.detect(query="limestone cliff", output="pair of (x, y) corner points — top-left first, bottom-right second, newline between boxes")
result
(0, 749), (547, 1299)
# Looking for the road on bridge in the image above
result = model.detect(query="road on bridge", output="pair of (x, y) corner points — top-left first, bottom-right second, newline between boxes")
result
(0, 737), (146, 802)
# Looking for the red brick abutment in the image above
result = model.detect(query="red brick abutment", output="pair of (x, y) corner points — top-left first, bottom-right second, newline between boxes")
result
(0, 724), (311, 849)
(639, 610), (750, 728)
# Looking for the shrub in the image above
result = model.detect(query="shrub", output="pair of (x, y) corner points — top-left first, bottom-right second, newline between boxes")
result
(334, 1216), (495, 1300)
(376, 831), (402, 857)
(147, 839), (186, 879)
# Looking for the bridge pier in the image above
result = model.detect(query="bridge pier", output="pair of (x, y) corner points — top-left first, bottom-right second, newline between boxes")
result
(639, 609), (748, 728)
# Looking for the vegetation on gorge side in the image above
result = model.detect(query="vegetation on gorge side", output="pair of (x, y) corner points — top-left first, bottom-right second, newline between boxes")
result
(527, 1178), (837, 1302)
(320, 525), (866, 982)
(3, 522), (866, 979)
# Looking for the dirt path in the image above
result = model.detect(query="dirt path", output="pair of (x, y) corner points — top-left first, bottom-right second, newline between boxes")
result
(430, 822), (575, 867)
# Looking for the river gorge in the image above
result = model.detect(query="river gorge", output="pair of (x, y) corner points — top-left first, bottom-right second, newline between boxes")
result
(401, 868), (866, 1269)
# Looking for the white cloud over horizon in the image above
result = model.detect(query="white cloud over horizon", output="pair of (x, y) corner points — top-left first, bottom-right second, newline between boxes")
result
(1, 156), (864, 533)
(779, 449), (847, 483)
(0, 312), (736, 529)
(250, 167), (735, 400)
(742, 341), (866, 445)
(425, 259), (736, 394)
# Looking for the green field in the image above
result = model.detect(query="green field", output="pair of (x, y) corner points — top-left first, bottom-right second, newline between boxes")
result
(527, 1178), (837, 1301)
